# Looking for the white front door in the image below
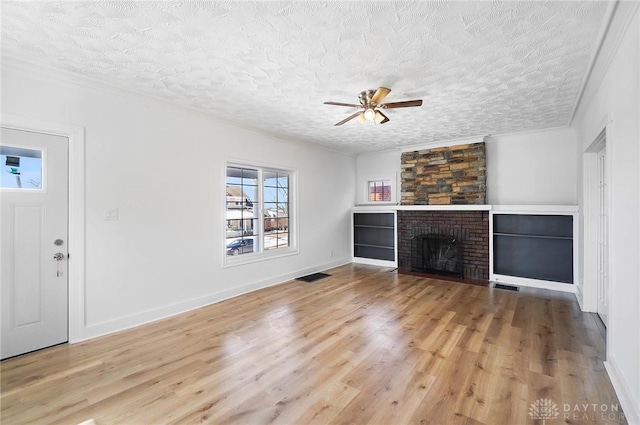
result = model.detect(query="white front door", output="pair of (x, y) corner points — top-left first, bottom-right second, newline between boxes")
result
(1, 127), (69, 359)
(596, 144), (609, 327)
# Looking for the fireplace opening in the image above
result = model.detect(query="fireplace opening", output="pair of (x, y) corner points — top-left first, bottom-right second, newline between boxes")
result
(411, 234), (463, 278)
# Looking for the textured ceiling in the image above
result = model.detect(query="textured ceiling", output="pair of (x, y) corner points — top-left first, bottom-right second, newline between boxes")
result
(1, 1), (609, 154)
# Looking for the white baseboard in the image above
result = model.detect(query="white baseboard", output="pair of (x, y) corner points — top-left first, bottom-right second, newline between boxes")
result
(352, 257), (397, 268)
(78, 258), (351, 342)
(491, 273), (577, 293)
(575, 283), (585, 310)
(605, 354), (640, 425)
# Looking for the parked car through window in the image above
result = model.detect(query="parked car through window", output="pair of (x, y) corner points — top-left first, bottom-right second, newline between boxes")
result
(226, 238), (254, 256)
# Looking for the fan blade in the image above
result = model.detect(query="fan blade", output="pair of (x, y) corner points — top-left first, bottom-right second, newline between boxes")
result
(324, 101), (362, 108)
(335, 111), (363, 126)
(380, 100), (423, 109)
(371, 87), (391, 104)
(374, 110), (390, 124)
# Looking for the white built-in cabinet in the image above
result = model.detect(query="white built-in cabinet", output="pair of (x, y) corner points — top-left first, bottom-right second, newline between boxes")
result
(351, 208), (397, 267)
(489, 205), (579, 292)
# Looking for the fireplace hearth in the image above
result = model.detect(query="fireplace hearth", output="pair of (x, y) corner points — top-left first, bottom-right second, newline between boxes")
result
(411, 234), (463, 277)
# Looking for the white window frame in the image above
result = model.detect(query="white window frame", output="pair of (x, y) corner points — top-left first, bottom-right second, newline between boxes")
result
(362, 174), (396, 205)
(224, 159), (298, 267)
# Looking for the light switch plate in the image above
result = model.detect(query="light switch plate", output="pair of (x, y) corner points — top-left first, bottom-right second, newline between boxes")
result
(105, 208), (119, 220)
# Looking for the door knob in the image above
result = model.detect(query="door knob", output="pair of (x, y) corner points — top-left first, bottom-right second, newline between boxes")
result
(53, 253), (65, 261)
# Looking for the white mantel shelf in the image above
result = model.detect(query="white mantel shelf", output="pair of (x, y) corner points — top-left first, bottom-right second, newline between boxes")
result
(351, 204), (578, 213)
(397, 204), (492, 211)
(351, 204), (492, 212)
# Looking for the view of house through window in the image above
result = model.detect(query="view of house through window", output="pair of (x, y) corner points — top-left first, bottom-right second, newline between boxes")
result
(368, 179), (392, 202)
(226, 166), (258, 256)
(263, 170), (289, 251)
(1, 146), (43, 190)
(226, 164), (290, 259)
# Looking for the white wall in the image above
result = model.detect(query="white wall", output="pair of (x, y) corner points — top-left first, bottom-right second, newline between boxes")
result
(356, 150), (401, 205)
(1, 61), (356, 340)
(355, 129), (578, 206)
(485, 127), (577, 205)
(573, 6), (640, 423)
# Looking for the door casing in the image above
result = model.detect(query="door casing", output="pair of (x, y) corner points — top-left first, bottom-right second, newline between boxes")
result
(595, 144), (609, 326)
(1, 114), (85, 343)
(582, 115), (613, 352)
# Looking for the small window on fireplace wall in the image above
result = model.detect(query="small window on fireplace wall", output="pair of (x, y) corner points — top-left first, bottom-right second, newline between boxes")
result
(368, 179), (392, 202)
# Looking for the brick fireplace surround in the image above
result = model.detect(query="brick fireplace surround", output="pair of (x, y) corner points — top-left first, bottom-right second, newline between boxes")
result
(397, 210), (490, 281)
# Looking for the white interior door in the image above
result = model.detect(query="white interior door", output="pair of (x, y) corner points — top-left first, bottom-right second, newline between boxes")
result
(596, 145), (609, 327)
(1, 127), (69, 359)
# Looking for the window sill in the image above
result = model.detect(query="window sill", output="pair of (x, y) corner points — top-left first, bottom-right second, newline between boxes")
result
(223, 247), (299, 268)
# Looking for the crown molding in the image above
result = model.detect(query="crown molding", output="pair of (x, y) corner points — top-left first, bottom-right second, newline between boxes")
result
(1, 55), (355, 158)
(399, 135), (487, 153)
(483, 125), (574, 143)
(570, 0), (640, 125)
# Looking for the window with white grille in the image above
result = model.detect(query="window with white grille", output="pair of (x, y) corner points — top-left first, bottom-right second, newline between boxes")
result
(225, 162), (296, 265)
(368, 179), (392, 202)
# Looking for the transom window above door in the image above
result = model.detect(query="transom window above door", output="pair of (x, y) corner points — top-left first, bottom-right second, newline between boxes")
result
(0, 146), (43, 190)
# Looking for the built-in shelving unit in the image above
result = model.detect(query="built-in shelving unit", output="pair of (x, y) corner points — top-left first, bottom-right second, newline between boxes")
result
(352, 211), (397, 267)
(350, 204), (579, 293)
(490, 206), (579, 292)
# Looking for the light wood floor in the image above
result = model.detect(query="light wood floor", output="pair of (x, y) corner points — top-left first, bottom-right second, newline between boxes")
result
(1, 264), (626, 425)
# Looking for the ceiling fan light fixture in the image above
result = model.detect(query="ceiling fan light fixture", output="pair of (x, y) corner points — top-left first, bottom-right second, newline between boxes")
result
(363, 108), (376, 121)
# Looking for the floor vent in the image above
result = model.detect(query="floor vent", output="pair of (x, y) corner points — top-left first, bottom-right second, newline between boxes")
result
(296, 272), (331, 283)
(493, 283), (519, 292)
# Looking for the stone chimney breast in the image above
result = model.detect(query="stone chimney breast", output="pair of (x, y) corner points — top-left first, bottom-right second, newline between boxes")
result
(401, 142), (486, 205)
